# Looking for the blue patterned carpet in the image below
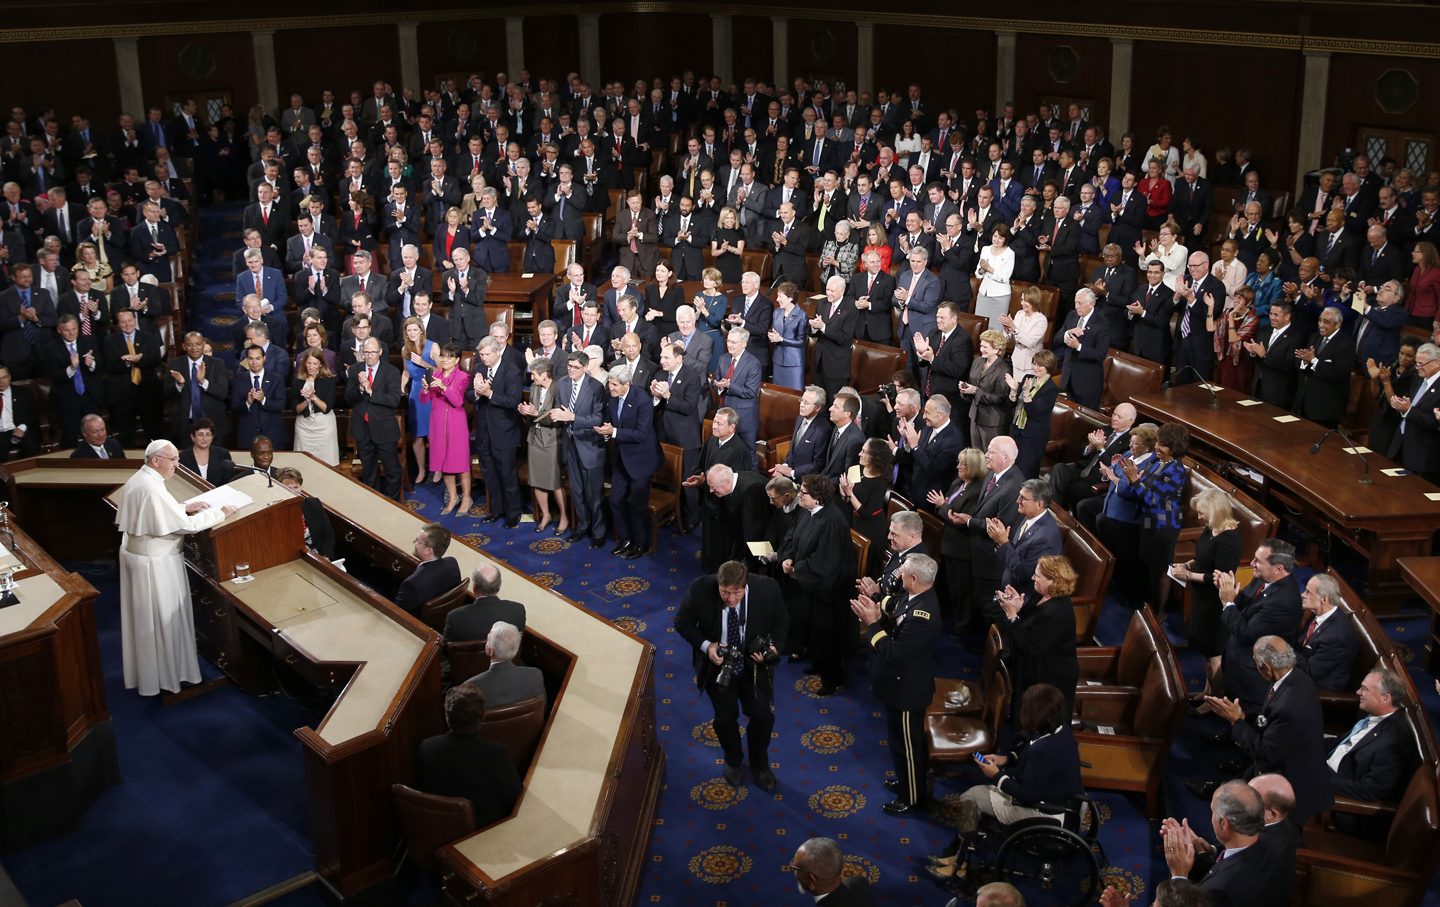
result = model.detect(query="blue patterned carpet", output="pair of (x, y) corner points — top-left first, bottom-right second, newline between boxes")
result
(2, 202), (1437, 907)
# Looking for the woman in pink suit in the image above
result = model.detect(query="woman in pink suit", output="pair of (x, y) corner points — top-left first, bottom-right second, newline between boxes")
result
(421, 342), (473, 515)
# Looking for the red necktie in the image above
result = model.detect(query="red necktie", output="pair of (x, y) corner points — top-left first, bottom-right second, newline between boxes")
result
(365, 367), (375, 421)
(720, 357), (737, 406)
(1303, 618), (1318, 645)
(261, 206), (268, 225)
(254, 273), (261, 295)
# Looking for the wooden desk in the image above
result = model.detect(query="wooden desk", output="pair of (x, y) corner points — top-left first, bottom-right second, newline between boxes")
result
(0, 509), (117, 849)
(1400, 557), (1440, 672)
(1133, 384), (1440, 610)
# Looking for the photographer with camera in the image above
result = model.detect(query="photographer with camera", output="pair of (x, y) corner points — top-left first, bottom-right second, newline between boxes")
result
(852, 553), (940, 815)
(675, 560), (789, 792)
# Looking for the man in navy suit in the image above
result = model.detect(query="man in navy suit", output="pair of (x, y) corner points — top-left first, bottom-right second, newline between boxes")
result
(1163, 781), (1291, 907)
(989, 162), (1023, 221)
(989, 478), (1064, 597)
(71, 414), (126, 459)
(519, 198), (556, 274)
(229, 345), (289, 449)
(470, 188), (513, 273)
(770, 386), (831, 482)
(1107, 172), (1147, 266)
(651, 342), (707, 526)
(43, 316), (104, 447)
(713, 328), (762, 468)
(468, 337), (524, 528)
(394, 524), (464, 617)
(236, 249), (289, 321)
(1058, 289), (1110, 410)
(1326, 667), (1415, 836)
(1392, 341), (1440, 484)
(1172, 251), (1225, 384)
(726, 272), (773, 369)
(1216, 540), (1303, 715)
(346, 338), (404, 498)
(1199, 636), (1334, 826)
(129, 201), (179, 282)
(898, 395), (965, 511)
(1295, 574), (1359, 691)
(603, 365), (661, 558)
(552, 352), (610, 548)
(1354, 279), (1408, 367)
(600, 266), (645, 327)
(895, 247), (940, 373)
(1073, 184), (1107, 256)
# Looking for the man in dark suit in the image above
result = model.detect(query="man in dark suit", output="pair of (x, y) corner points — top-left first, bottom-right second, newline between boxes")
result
(345, 338), (403, 499)
(229, 344), (288, 450)
(42, 316), (103, 448)
(1245, 301), (1301, 409)
(1049, 403), (1136, 509)
(417, 685), (522, 826)
(604, 364), (661, 557)
(468, 338), (525, 528)
(1057, 289), (1111, 410)
(1040, 196), (1083, 305)
(1198, 636), (1334, 826)
(675, 562), (787, 791)
(519, 198), (556, 274)
(0, 264), (57, 379)
(957, 436), (1025, 630)
(1169, 166), (1214, 243)
(286, 217), (336, 274)
(444, 564), (526, 643)
(665, 195), (710, 282)
(899, 396), (966, 512)
(651, 338), (706, 502)
(1319, 210), (1362, 278)
(56, 270), (109, 337)
(713, 325), (763, 462)
(1163, 781), (1290, 907)
(809, 277), (858, 398)
(71, 415), (125, 459)
(852, 554), (940, 814)
(240, 183), (286, 253)
(1215, 540), (1304, 714)
(790, 838), (875, 907)
(551, 264), (600, 331)
(1107, 172), (1147, 265)
(164, 331), (231, 442)
(103, 309), (163, 447)
(0, 364), (38, 460)
(394, 524), (463, 616)
(552, 352), (610, 548)
(916, 302), (973, 418)
(770, 387), (831, 483)
(1088, 245), (1137, 350)
(989, 479), (1065, 597)
(1171, 252), (1226, 384)
(1354, 279), (1407, 368)
(1291, 306), (1356, 428)
(767, 203), (812, 289)
(895, 246), (941, 372)
(1326, 667), (1414, 836)
(1358, 224), (1405, 293)
(849, 250), (895, 345)
(1391, 341), (1440, 484)
(1296, 573), (1359, 691)
(820, 394), (865, 482)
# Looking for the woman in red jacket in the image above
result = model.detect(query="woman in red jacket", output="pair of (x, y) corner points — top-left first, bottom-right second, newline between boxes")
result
(1408, 242), (1440, 330)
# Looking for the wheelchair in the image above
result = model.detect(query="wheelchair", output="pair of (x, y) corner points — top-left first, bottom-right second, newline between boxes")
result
(942, 789), (1108, 907)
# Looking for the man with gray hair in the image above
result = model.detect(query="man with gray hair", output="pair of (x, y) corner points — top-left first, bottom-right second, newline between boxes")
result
(726, 271), (773, 367)
(987, 477), (1063, 599)
(1354, 275), (1405, 366)
(1390, 341), (1440, 482)
(666, 303), (714, 367)
(463, 621), (546, 707)
(468, 336), (524, 527)
(852, 552), (940, 815)
(115, 440), (238, 695)
(896, 394), (963, 507)
(441, 246), (488, 349)
(1170, 248), (1225, 385)
(1161, 780), (1287, 906)
(470, 186), (513, 272)
(1325, 666), (1413, 836)
(1291, 304), (1355, 428)
(1192, 635), (1333, 825)
(790, 836), (874, 904)
(1212, 538), (1303, 714)
(444, 563), (527, 644)
(856, 510), (928, 610)
(1295, 573), (1359, 691)
(1057, 287), (1109, 410)
(808, 275), (857, 398)
(602, 363), (660, 558)
(687, 406), (754, 570)
(772, 385), (830, 481)
(713, 327), (762, 465)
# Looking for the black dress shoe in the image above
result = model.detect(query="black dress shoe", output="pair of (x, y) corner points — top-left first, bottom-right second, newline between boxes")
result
(1203, 733), (1237, 747)
(884, 779), (900, 794)
(565, 531), (586, 542)
(480, 513), (503, 523)
(1184, 778), (1219, 800)
(1217, 759), (1247, 775)
(612, 541), (632, 555)
(882, 798), (926, 816)
(754, 768), (778, 792)
(589, 538), (607, 549)
(504, 518), (520, 529)
(723, 763), (744, 786)
(619, 547), (644, 559)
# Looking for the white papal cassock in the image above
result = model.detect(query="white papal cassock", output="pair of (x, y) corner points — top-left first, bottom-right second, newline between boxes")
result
(115, 464), (227, 696)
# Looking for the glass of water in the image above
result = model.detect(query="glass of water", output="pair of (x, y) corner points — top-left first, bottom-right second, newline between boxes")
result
(234, 562), (252, 583)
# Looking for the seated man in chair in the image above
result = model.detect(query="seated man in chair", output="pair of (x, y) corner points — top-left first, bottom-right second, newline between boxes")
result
(462, 621), (545, 708)
(418, 684), (523, 826)
(394, 523), (462, 616)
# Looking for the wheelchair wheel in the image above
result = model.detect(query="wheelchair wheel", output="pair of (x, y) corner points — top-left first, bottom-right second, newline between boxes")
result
(994, 824), (1101, 907)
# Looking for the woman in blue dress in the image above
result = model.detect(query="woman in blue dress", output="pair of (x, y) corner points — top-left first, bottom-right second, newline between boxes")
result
(692, 266), (730, 374)
(768, 280), (808, 390)
(399, 316), (439, 483)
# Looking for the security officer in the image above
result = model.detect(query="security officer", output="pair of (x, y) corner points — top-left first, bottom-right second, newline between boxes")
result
(675, 560), (789, 792)
(855, 510), (929, 616)
(852, 553), (940, 815)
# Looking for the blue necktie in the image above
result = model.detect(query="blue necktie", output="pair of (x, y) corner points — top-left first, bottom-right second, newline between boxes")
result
(190, 361), (203, 418)
(614, 396), (622, 423)
(1338, 717), (1371, 749)
(19, 290), (35, 344)
(69, 343), (83, 394)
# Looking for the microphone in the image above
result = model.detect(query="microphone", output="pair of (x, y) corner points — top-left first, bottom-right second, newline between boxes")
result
(236, 464), (274, 488)
(1310, 427), (1374, 485)
(1172, 366), (1219, 408)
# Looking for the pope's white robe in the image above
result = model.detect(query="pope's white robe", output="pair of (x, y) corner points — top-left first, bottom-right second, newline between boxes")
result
(115, 465), (227, 695)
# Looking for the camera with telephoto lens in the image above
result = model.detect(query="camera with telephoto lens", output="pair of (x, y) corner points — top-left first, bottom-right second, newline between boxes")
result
(712, 644), (746, 688)
(877, 383), (898, 406)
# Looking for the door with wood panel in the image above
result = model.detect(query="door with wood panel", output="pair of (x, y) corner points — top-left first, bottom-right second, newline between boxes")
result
(1356, 126), (1435, 179)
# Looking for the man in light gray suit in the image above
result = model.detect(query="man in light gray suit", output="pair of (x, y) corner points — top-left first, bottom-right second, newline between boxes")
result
(895, 246), (941, 380)
(463, 622), (545, 707)
(712, 328), (762, 469)
(666, 305), (714, 369)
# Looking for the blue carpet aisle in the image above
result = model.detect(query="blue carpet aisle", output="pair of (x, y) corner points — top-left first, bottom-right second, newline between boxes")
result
(1, 201), (1437, 906)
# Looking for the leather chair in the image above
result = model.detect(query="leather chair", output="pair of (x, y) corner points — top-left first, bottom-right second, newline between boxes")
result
(1071, 634), (1185, 817)
(503, 240), (576, 276)
(16, 379), (58, 451)
(850, 529), (870, 594)
(583, 213), (605, 276)
(1043, 397), (1108, 474)
(1076, 605), (1166, 689)
(886, 491), (915, 518)
(484, 303), (515, 333)
(929, 625), (1002, 718)
(649, 442), (685, 537)
(754, 382), (804, 471)
(805, 253), (823, 293)
(390, 784), (475, 871)
(1079, 255), (1105, 285)
(479, 694), (547, 769)
(420, 578), (473, 633)
(926, 660), (1010, 797)
(447, 639), (491, 684)
(741, 249), (773, 284)
(957, 313), (986, 354)
(851, 341), (908, 394)
(1050, 503), (1114, 644)
(1100, 350), (1164, 412)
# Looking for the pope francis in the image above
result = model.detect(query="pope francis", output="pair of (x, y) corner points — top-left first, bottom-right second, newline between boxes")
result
(115, 440), (239, 696)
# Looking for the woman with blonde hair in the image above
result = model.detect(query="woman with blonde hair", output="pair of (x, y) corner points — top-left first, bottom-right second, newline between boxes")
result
(863, 222), (892, 272)
(961, 329), (1011, 449)
(1138, 220), (1187, 289)
(71, 241), (113, 286)
(1170, 489), (1241, 704)
(711, 206), (745, 284)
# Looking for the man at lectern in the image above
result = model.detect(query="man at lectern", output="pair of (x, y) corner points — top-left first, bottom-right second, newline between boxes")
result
(115, 440), (238, 696)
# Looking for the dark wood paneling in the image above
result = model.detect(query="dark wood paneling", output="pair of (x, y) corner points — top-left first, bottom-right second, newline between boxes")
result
(787, 19), (856, 92)
(1013, 33), (1112, 134)
(874, 26), (994, 124)
(415, 20), (504, 90)
(523, 16), (580, 87)
(600, 13), (711, 88)
(137, 31), (257, 119)
(6, 39), (120, 124)
(1324, 55), (1440, 173)
(274, 26), (399, 105)
(1130, 41), (1302, 195)
(732, 15), (773, 87)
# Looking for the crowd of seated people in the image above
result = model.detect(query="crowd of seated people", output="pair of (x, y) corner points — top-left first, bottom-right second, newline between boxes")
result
(7, 66), (1440, 907)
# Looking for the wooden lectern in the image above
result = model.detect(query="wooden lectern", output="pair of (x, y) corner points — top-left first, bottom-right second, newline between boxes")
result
(182, 472), (305, 583)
